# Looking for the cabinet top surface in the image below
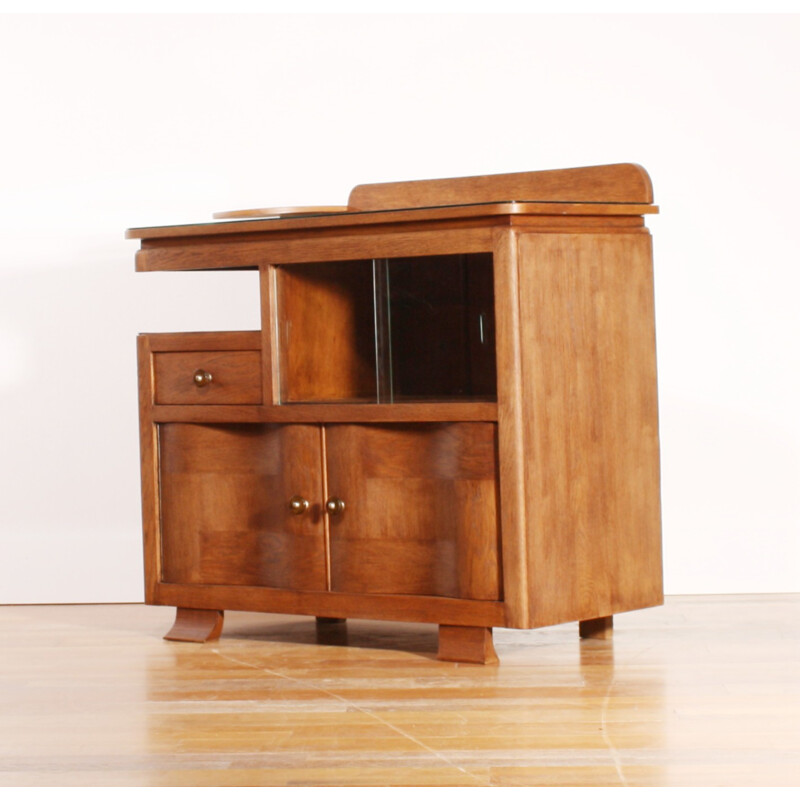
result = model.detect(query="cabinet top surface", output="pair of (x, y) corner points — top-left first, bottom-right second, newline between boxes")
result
(127, 200), (658, 241)
(126, 164), (658, 242)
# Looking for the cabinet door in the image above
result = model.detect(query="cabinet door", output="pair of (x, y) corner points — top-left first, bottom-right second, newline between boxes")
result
(325, 423), (501, 600)
(159, 423), (326, 590)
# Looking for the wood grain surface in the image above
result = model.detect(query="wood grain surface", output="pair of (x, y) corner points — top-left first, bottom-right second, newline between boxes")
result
(275, 261), (376, 403)
(325, 423), (501, 601)
(348, 163), (654, 210)
(127, 201), (655, 245)
(516, 231), (663, 627)
(437, 625), (498, 665)
(133, 177), (663, 667)
(491, 228), (529, 628)
(159, 424), (327, 591)
(149, 402), (498, 425)
(1, 595), (797, 787)
(213, 205), (350, 219)
(163, 608), (224, 642)
(153, 350), (262, 405)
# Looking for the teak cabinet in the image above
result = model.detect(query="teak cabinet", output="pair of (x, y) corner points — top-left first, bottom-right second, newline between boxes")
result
(129, 164), (663, 664)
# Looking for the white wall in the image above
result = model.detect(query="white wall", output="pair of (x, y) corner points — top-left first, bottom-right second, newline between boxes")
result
(0, 13), (797, 603)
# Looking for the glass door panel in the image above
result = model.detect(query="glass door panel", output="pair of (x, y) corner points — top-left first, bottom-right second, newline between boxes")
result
(386, 253), (496, 402)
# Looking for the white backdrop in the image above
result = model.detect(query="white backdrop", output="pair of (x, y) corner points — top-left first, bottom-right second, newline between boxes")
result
(0, 13), (797, 603)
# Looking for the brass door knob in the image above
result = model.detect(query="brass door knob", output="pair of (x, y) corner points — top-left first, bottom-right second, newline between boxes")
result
(325, 497), (345, 516)
(193, 369), (213, 387)
(289, 496), (310, 515)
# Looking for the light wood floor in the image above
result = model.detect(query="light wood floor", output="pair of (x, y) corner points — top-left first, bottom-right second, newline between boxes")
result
(0, 595), (798, 787)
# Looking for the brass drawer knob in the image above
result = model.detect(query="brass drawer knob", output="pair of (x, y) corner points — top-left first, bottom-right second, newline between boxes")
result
(289, 496), (310, 515)
(325, 497), (345, 516)
(193, 369), (213, 387)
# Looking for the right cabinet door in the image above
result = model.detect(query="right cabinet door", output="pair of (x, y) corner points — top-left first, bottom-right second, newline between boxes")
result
(325, 423), (502, 600)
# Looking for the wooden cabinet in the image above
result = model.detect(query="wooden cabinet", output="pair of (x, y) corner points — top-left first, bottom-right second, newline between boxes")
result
(130, 164), (663, 663)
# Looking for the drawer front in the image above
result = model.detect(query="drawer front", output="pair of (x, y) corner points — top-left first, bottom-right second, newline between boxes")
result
(154, 350), (262, 405)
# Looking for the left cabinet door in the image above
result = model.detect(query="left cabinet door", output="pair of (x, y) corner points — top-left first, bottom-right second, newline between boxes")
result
(158, 423), (327, 591)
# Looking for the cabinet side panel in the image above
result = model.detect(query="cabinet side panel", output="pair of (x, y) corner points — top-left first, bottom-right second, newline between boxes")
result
(492, 229), (530, 628)
(138, 335), (161, 603)
(518, 232), (663, 626)
(259, 264), (278, 405)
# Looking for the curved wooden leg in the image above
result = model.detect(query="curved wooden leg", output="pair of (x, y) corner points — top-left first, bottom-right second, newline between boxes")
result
(164, 608), (224, 643)
(437, 625), (498, 664)
(579, 615), (613, 640)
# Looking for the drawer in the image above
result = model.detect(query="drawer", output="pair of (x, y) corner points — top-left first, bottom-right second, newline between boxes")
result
(153, 350), (262, 405)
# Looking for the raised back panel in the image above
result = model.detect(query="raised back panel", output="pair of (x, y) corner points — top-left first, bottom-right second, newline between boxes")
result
(348, 163), (653, 211)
